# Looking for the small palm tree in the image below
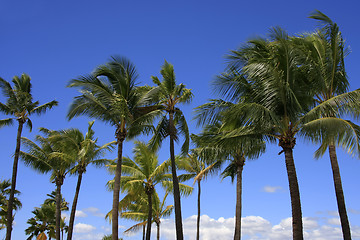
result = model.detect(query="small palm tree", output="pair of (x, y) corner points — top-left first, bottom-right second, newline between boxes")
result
(121, 191), (174, 240)
(0, 180), (22, 230)
(44, 121), (115, 240)
(0, 74), (58, 239)
(68, 56), (155, 240)
(147, 60), (193, 240)
(192, 121), (265, 240)
(107, 141), (192, 240)
(20, 130), (74, 240)
(177, 144), (222, 240)
(25, 193), (68, 240)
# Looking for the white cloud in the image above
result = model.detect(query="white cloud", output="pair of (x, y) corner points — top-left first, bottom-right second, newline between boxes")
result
(327, 218), (341, 226)
(262, 185), (282, 193)
(73, 232), (104, 240)
(349, 208), (360, 215)
(157, 215), (359, 240)
(75, 210), (88, 218)
(83, 207), (105, 217)
(327, 211), (339, 217)
(74, 223), (96, 233)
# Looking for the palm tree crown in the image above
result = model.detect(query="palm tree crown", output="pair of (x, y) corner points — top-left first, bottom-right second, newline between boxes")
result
(68, 56), (155, 240)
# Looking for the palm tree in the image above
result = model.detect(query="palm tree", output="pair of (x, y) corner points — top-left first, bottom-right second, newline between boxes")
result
(25, 203), (56, 240)
(0, 180), (22, 230)
(296, 11), (360, 239)
(147, 60), (193, 240)
(20, 130), (74, 240)
(196, 28), (326, 239)
(123, 191), (174, 240)
(44, 121), (114, 240)
(176, 143), (222, 240)
(68, 56), (155, 240)
(191, 121), (265, 240)
(107, 141), (192, 240)
(25, 193), (69, 240)
(0, 74), (58, 239)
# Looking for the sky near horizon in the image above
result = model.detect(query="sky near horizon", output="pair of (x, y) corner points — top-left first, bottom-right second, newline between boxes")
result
(1, 1), (360, 239)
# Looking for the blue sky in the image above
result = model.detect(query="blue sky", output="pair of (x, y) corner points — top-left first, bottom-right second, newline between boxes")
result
(1, 1), (360, 239)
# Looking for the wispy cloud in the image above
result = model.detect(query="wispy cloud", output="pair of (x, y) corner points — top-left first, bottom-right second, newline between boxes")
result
(262, 185), (283, 193)
(83, 207), (105, 217)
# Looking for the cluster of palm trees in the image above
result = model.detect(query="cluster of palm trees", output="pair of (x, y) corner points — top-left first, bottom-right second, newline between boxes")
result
(0, 9), (359, 240)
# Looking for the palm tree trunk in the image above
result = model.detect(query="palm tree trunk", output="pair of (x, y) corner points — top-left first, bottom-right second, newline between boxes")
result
(112, 138), (125, 240)
(283, 147), (303, 240)
(196, 180), (201, 240)
(169, 112), (184, 240)
(156, 222), (160, 240)
(234, 159), (244, 240)
(146, 190), (153, 240)
(328, 145), (351, 239)
(67, 171), (84, 240)
(143, 224), (146, 240)
(55, 180), (63, 240)
(5, 120), (24, 240)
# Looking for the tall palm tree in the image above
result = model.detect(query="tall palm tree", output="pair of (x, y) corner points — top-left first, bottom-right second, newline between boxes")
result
(147, 60), (193, 240)
(0, 180), (22, 230)
(44, 121), (114, 240)
(0, 74), (58, 239)
(68, 56), (155, 240)
(177, 143), (222, 240)
(107, 141), (192, 240)
(296, 11), (360, 239)
(20, 130), (74, 240)
(197, 28), (325, 239)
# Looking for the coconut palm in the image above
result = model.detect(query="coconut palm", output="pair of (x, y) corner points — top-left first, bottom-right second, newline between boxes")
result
(0, 74), (58, 239)
(191, 120), (265, 240)
(25, 193), (68, 240)
(68, 56), (155, 240)
(44, 121), (115, 240)
(176, 143), (222, 240)
(295, 11), (360, 239)
(121, 191), (174, 240)
(147, 60), (193, 240)
(20, 130), (74, 240)
(25, 203), (56, 240)
(196, 27), (323, 239)
(0, 180), (22, 230)
(44, 190), (69, 212)
(107, 141), (192, 240)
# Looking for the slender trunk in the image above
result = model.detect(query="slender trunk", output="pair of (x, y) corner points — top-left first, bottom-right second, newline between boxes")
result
(283, 147), (303, 240)
(196, 180), (201, 240)
(156, 222), (160, 240)
(112, 139), (124, 240)
(143, 224), (145, 240)
(67, 171), (84, 240)
(169, 113), (183, 240)
(328, 145), (351, 240)
(234, 157), (244, 240)
(55, 180), (63, 240)
(5, 120), (24, 240)
(145, 190), (153, 240)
